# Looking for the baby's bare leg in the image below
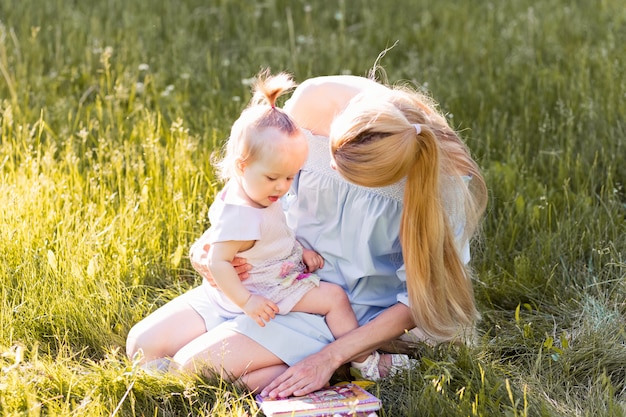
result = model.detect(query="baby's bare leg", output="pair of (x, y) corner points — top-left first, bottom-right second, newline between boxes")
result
(292, 282), (369, 363)
(292, 282), (358, 338)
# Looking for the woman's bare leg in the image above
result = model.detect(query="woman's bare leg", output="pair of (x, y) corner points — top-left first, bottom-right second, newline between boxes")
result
(241, 365), (289, 393)
(126, 297), (207, 364)
(172, 327), (288, 392)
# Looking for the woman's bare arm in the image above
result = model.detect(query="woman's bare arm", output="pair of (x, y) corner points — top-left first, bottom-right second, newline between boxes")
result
(260, 302), (415, 398)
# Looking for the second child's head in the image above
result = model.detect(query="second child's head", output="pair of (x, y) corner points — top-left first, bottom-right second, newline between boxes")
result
(218, 70), (308, 208)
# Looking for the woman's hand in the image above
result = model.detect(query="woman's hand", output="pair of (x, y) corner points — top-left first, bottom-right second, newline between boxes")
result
(261, 303), (416, 398)
(260, 350), (337, 398)
(190, 240), (251, 285)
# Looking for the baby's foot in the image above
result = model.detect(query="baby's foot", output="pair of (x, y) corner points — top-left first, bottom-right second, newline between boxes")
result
(350, 351), (418, 381)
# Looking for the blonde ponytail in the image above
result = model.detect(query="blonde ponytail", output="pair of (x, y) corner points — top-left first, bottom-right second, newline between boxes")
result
(402, 127), (478, 341)
(330, 87), (486, 342)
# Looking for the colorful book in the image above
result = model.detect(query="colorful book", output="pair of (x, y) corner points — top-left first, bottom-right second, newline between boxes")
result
(256, 383), (381, 417)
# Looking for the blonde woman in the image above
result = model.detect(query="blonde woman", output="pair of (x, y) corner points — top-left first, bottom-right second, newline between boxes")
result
(260, 73), (487, 397)
(127, 70), (487, 397)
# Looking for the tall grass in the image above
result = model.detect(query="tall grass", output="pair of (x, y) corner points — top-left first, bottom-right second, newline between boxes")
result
(0, 0), (624, 415)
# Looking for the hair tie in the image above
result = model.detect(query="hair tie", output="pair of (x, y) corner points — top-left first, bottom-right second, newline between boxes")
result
(412, 124), (422, 135)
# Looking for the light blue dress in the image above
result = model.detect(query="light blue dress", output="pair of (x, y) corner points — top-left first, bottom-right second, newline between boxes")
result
(182, 131), (469, 365)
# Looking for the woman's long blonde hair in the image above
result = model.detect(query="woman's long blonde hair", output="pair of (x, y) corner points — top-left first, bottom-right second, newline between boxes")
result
(330, 86), (488, 342)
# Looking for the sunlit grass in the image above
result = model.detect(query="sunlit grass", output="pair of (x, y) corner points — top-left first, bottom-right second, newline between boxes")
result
(0, 344), (257, 416)
(0, 0), (624, 415)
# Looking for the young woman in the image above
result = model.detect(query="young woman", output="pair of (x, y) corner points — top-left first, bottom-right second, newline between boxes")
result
(127, 69), (487, 396)
(260, 73), (487, 397)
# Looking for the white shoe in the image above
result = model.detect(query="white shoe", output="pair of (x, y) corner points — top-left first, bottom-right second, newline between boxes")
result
(350, 351), (418, 381)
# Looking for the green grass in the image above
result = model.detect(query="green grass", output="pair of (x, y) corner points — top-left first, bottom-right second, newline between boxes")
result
(0, 0), (624, 415)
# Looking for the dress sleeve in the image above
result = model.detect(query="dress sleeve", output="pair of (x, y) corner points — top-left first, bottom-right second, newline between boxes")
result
(208, 203), (263, 243)
(395, 264), (410, 306)
(443, 175), (472, 265)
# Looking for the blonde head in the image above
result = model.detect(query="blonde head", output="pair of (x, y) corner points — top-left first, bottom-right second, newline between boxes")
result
(218, 69), (305, 180)
(330, 86), (488, 342)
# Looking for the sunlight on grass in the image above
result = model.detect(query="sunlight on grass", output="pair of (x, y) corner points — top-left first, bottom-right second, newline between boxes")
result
(0, 344), (257, 416)
(0, 0), (624, 415)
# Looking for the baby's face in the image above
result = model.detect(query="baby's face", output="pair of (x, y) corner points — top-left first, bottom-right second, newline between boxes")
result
(238, 129), (308, 208)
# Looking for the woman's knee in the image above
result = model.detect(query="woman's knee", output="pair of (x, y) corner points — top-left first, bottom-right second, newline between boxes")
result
(125, 301), (208, 361)
(125, 323), (147, 359)
(125, 321), (167, 361)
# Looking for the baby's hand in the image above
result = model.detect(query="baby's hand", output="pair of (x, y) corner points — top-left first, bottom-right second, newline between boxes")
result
(242, 295), (279, 327)
(302, 248), (324, 273)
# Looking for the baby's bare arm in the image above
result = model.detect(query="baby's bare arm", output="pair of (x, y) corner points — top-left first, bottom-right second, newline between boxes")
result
(208, 241), (278, 326)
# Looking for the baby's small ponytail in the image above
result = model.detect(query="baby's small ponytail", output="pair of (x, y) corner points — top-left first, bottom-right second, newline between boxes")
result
(217, 69), (303, 180)
(251, 69), (296, 111)
(248, 69), (299, 134)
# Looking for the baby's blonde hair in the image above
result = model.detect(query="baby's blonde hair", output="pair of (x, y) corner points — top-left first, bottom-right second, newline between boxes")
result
(330, 86), (487, 342)
(218, 69), (302, 180)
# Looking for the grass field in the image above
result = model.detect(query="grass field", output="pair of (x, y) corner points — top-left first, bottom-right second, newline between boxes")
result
(0, 0), (624, 415)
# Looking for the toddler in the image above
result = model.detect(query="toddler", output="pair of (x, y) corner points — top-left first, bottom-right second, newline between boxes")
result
(188, 71), (373, 370)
